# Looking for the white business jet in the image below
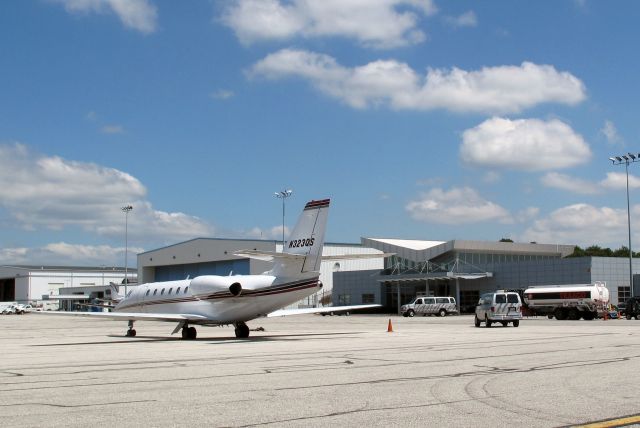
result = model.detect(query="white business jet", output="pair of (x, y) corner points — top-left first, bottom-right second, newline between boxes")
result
(43, 199), (385, 339)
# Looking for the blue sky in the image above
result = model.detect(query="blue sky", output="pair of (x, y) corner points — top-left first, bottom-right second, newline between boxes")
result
(2, 0), (640, 267)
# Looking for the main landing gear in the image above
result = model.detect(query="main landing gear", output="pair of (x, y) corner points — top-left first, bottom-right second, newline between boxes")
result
(126, 320), (137, 337)
(234, 322), (250, 338)
(181, 325), (197, 340)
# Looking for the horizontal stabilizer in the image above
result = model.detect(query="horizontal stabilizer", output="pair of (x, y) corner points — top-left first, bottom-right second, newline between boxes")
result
(234, 249), (305, 262)
(32, 311), (209, 323)
(267, 304), (380, 317)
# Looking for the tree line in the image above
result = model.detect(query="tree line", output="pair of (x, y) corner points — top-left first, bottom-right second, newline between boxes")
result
(567, 245), (640, 258)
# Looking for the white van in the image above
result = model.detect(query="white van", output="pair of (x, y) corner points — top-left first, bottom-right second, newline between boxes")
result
(401, 296), (458, 317)
(475, 291), (522, 327)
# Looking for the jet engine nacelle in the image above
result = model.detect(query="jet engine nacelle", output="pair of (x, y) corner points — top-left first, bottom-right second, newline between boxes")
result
(189, 276), (242, 298)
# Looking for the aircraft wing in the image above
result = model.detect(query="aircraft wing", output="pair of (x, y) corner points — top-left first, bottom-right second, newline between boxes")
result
(32, 311), (209, 322)
(267, 304), (381, 317)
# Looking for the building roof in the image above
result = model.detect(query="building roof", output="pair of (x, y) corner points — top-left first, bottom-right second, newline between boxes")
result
(362, 237), (575, 262)
(0, 265), (137, 273)
(365, 238), (446, 251)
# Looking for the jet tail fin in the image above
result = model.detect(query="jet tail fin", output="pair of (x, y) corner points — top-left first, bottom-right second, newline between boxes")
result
(272, 198), (330, 278)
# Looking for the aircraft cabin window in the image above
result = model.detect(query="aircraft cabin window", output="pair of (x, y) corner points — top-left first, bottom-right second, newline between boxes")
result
(161, 288), (165, 295)
(176, 287), (181, 294)
(168, 288), (173, 295)
(153, 289), (157, 295)
(184, 286), (189, 294)
(145, 290), (150, 296)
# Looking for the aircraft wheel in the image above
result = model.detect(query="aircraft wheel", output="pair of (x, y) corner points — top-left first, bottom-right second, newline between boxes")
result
(126, 329), (136, 337)
(235, 323), (250, 339)
(188, 327), (197, 340)
(182, 327), (189, 339)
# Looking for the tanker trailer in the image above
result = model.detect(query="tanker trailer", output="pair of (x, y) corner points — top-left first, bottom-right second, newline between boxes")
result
(523, 282), (609, 320)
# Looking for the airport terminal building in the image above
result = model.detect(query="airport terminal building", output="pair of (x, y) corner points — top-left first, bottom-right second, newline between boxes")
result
(333, 238), (640, 313)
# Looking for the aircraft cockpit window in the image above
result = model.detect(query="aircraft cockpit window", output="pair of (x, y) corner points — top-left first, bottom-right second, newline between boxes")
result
(153, 289), (157, 295)
(145, 289), (150, 296)
(176, 287), (181, 294)
(168, 288), (173, 295)
(161, 288), (165, 295)
(184, 286), (189, 294)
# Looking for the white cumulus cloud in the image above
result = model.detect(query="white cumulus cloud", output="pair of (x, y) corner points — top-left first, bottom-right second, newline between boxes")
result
(221, 0), (437, 49)
(0, 143), (212, 244)
(460, 117), (592, 171)
(249, 49), (586, 114)
(0, 242), (143, 266)
(51, 0), (158, 34)
(522, 203), (640, 247)
(541, 171), (640, 194)
(600, 171), (640, 190)
(540, 172), (600, 195)
(406, 187), (512, 225)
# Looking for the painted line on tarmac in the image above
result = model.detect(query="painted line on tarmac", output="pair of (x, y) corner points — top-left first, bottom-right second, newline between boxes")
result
(566, 413), (640, 428)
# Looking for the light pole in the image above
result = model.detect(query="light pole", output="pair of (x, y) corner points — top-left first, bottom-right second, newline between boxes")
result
(121, 205), (133, 295)
(609, 153), (639, 297)
(274, 189), (293, 250)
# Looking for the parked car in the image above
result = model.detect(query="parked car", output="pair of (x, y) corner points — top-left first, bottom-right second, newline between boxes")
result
(401, 296), (458, 317)
(475, 291), (522, 328)
(2, 304), (19, 315)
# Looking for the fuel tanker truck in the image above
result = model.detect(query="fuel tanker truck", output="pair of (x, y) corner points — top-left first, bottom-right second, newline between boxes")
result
(523, 282), (610, 320)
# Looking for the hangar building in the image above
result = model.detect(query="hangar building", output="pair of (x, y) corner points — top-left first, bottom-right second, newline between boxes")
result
(332, 238), (640, 313)
(0, 265), (136, 309)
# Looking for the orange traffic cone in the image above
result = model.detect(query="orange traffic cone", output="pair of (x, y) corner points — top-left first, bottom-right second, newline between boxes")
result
(387, 318), (394, 332)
